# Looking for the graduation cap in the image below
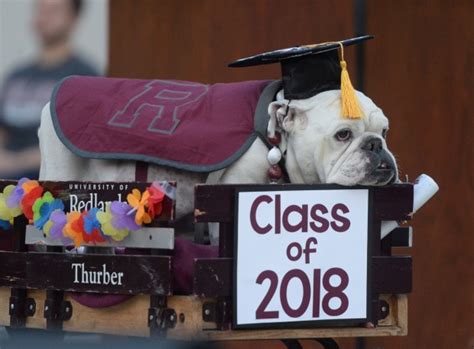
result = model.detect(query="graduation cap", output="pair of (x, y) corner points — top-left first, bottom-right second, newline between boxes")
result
(229, 35), (373, 119)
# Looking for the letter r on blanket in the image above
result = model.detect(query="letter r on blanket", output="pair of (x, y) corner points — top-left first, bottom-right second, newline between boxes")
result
(108, 80), (208, 135)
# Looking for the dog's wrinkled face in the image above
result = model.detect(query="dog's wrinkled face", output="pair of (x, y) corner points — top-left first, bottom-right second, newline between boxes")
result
(268, 90), (398, 186)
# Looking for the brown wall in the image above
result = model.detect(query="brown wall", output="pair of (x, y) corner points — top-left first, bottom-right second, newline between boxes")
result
(109, 1), (473, 348)
(108, 0), (357, 82)
(364, 1), (474, 348)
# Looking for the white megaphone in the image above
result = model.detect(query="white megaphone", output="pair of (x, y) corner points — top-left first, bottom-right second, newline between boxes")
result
(380, 174), (439, 240)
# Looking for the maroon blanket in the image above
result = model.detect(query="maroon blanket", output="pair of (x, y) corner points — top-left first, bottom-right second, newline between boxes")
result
(51, 76), (276, 172)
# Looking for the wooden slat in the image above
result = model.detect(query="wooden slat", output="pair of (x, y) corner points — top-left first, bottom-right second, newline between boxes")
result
(372, 185), (413, 220)
(63, 294), (150, 337)
(193, 256), (412, 297)
(194, 258), (232, 297)
(0, 180), (176, 224)
(0, 252), (173, 295)
(0, 290), (407, 339)
(25, 225), (175, 250)
(0, 252), (26, 287)
(0, 287), (10, 327)
(195, 184), (235, 223)
(195, 184), (413, 223)
(372, 256), (412, 294)
(26, 252), (172, 295)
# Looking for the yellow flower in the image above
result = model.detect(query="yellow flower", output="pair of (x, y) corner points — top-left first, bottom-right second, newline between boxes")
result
(0, 185), (22, 222)
(127, 189), (151, 225)
(96, 204), (129, 241)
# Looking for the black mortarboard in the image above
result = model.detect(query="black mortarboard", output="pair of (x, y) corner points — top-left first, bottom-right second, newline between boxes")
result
(229, 35), (374, 119)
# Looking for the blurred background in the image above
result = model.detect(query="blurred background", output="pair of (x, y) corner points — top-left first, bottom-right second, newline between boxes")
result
(0, 0), (108, 83)
(0, 0), (473, 348)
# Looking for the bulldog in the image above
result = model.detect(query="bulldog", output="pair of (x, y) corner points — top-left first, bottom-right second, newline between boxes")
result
(38, 87), (398, 221)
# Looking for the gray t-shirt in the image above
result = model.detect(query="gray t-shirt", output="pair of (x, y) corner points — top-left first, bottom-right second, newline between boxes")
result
(0, 55), (98, 151)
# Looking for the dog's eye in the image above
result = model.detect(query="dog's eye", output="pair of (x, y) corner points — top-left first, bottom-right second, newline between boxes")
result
(335, 129), (352, 142)
(382, 128), (388, 139)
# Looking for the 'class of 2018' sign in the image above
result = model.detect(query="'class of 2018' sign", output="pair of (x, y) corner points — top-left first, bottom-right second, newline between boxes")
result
(234, 187), (372, 328)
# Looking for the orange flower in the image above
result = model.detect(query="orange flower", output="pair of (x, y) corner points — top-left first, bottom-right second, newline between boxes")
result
(64, 211), (85, 247)
(21, 180), (40, 194)
(127, 189), (151, 225)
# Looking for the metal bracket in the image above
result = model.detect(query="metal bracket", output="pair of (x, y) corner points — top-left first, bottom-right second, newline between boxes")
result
(148, 308), (177, 331)
(148, 295), (176, 337)
(202, 301), (216, 322)
(9, 293), (36, 327)
(202, 298), (232, 330)
(371, 299), (390, 322)
(43, 292), (72, 330)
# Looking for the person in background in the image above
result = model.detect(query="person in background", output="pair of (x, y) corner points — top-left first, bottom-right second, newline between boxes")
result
(0, 0), (98, 179)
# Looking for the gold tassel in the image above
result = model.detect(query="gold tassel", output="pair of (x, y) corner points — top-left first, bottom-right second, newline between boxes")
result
(338, 43), (364, 119)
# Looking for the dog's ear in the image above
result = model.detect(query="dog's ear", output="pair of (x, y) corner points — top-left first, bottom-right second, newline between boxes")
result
(267, 101), (305, 137)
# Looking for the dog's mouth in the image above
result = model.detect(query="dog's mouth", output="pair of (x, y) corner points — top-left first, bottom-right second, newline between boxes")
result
(376, 159), (391, 171)
(368, 157), (397, 185)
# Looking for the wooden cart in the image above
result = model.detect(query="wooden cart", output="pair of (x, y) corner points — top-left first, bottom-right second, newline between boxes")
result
(0, 180), (414, 348)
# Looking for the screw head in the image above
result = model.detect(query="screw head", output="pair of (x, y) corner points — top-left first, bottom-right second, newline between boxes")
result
(382, 306), (388, 312)
(29, 304), (34, 310)
(204, 308), (210, 316)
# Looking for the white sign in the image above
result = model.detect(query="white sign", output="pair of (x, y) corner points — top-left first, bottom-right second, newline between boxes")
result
(235, 188), (370, 327)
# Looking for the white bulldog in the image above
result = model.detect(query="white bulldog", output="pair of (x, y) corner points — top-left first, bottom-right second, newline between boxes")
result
(38, 88), (398, 223)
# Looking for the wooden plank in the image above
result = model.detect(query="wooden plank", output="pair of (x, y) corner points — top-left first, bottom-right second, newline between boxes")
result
(195, 184), (414, 223)
(25, 225), (175, 250)
(1, 291), (406, 339)
(26, 253), (172, 295)
(372, 256), (412, 294)
(0, 252), (173, 295)
(372, 185), (413, 220)
(396, 294), (408, 336)
(218, 222), (234, 258)
(0, 252), (26, 287)
(195, 184), (235, 223)
(63, 294), (150, 337)
(194, 258), (232, 297)
(0, 287), (10, 327)
(201, 323), (406, 340)
(0, 180), (176, 224)
(193, 256), (412, 297)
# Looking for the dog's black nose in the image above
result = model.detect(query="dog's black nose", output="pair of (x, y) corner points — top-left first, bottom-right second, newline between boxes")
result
(362, 137), (383, 153)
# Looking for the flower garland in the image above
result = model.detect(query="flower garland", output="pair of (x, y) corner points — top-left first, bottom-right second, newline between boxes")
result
(0, 179), (167, 247)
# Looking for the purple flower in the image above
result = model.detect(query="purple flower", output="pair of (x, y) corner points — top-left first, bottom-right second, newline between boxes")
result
(6, 178), (28, 208)
(110, 201), (140, 231)
(49, 210), (68, 240)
